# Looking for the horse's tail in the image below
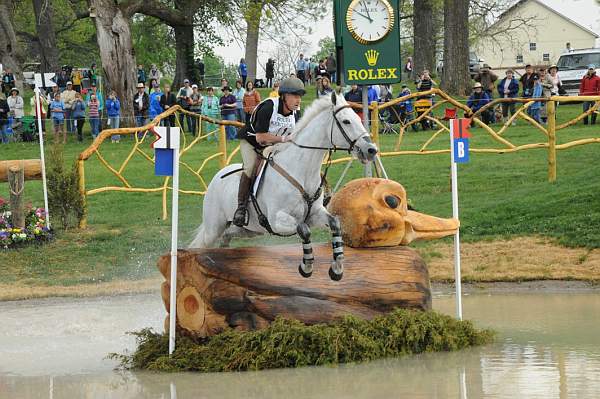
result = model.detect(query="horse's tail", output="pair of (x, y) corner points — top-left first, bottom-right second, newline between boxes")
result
(188, 223), (207, 248)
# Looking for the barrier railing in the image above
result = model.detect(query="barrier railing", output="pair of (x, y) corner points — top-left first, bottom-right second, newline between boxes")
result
(346, 89), (600, 183)
(77, 106), (243, 227)
(78, 90), (600, 227)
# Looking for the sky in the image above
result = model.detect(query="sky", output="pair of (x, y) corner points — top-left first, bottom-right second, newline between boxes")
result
(214, 0), (600, 70)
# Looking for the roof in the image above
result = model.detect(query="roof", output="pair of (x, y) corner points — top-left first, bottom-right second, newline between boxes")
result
(494, 0), (599, 38)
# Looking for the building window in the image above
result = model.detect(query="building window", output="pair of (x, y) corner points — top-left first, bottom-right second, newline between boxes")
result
(543, 53), (550, 62)
(530, 42), (537, 51)
(516, 55), (524, 63)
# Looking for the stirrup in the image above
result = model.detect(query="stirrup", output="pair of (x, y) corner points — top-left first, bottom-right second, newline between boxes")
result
(232, 206), (248, 227)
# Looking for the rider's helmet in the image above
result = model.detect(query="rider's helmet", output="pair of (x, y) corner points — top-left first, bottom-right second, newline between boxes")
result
(278, 77), (306, 96)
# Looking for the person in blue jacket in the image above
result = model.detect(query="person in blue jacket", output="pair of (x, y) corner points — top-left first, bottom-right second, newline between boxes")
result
(238, 58), (248, 86)
(149, 86), (164, 120)
(105, 90), (121, 142)
(467, 82), (492, 125)
(497, 69), (520, 123)
(527, 75), (543, 124)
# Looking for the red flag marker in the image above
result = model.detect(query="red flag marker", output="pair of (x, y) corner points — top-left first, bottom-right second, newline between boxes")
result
(452, 119), (472, 139)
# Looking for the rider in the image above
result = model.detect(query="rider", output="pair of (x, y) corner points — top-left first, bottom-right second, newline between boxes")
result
(232, 76), (306, 227)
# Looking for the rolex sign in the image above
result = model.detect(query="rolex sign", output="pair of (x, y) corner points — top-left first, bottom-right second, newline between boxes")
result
(334, 0), (401, 85)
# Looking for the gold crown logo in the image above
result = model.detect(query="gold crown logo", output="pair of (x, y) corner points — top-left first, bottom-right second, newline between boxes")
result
(365, 50), (379, 67)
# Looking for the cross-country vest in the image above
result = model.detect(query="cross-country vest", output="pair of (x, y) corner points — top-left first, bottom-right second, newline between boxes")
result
(240, 97), (297, 148)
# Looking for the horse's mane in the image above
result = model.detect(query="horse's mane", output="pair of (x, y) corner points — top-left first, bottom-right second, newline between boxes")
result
(293, 95), (341, 133)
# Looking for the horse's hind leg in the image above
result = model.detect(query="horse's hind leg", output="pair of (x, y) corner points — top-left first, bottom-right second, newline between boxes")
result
(297, 223), (314, 278)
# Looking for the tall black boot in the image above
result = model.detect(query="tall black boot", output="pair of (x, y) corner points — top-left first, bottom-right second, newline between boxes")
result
(233, 174), (252, 227)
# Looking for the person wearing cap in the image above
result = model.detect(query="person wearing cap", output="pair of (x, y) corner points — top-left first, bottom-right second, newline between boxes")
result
(177, 79), (193, 132)
(467, 82), (492, 125)
(548, 65), (562, 96)
(106, 90), (121, 142)
(219, 86), (237, 140)
(579, 64), (600, 125)
(7, 88), (24, 130)
(62, 82), (77, 134)
(474, 64), (498, 96)
(242, 81), (261, 123)
(133, 82), (149, 128)
(497, 70), (519, 123)
(232, 76), (305, 226)
(189, 84), (202, 135)
(520, 64), (536, 98)
(527, 74), (543, 124)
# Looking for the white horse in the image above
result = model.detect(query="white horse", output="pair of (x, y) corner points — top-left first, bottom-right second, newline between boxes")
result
(189, 92), (378, 280)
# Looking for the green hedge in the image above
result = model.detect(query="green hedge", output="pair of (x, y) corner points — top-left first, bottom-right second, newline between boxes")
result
(112, 309), (494, 372)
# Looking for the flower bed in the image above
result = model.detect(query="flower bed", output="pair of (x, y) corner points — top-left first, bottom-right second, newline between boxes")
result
(0, 197), (53, 249)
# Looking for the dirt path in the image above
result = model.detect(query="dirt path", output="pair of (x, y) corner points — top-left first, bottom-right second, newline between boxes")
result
(2, 237), (599, 301)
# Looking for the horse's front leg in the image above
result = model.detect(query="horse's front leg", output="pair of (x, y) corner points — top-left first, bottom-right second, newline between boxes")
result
(309, 207), (344, 281)
(296, 223), (314, 278)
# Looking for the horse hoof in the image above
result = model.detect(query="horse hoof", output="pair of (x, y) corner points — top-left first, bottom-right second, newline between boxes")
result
(299, 264), (312, 278)
(329, 267), (343, 281)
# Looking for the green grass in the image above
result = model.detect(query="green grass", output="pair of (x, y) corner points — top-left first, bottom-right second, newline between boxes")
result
(111, 309), (494, 372)
(1, 85), (600, 287)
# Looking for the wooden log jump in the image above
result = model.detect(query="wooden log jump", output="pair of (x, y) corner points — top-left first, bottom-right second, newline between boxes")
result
(0, 160), (42, 182)
(157, 244), (431, 337)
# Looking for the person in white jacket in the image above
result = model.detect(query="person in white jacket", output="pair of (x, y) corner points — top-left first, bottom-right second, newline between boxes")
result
(7, 87), (24, 128)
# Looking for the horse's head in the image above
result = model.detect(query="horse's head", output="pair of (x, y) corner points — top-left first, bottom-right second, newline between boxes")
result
(330, 92), (378, 164)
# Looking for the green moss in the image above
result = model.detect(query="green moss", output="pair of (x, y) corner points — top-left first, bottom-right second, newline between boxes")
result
(111, 309), (494, 372)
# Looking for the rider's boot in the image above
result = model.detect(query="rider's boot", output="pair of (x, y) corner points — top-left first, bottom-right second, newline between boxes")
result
(233, 174), (252, 227)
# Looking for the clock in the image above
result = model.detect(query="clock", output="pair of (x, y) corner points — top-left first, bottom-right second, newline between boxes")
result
(346, 0), (395, 44)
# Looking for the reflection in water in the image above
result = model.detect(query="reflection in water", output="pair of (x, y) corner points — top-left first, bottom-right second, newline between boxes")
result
(1, 293), (600, 398)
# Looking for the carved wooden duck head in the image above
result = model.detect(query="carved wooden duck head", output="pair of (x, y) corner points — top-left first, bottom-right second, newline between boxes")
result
(328, 178), (459, 248)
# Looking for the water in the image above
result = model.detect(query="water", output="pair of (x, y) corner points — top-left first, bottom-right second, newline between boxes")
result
(1, 291), (600, 399)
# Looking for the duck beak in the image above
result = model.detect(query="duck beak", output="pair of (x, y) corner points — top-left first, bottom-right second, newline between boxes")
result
(401, 210), (459, 245)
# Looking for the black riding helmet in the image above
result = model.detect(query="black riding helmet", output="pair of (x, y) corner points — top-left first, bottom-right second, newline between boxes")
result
(278, 77), (306, 96)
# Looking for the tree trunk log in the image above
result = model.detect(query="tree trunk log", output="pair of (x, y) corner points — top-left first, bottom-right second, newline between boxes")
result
(243, 3), (263, 84)
(0, 159), (42, 182)
(413, 0), (437, 76)
(32, 0), (60, 73)
(8, 165), (25, 229)
(89, 0), (137, 127)
(173, 22), (197, 88)
(157, 244), (431, 337)
(0, 0), (21, 76)
(441, 0), (470, 95)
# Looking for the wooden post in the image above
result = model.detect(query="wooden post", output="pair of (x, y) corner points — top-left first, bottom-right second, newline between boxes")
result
(8, 165), (25, 229)
(77, 160), (87, 228)
(370, 101), (380, 148)
(219, 125), (227, 168)
(547, 99), (557, 182)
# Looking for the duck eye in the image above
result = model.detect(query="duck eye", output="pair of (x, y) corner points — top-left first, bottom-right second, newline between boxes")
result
(384, 195), (400, 209)
(343, 119), (351, 125)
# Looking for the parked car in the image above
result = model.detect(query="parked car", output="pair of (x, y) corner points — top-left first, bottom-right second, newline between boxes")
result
(556, 48), (600, 96)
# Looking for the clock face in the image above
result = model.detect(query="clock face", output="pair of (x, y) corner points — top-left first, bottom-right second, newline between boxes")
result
(346, 0), (394, 44)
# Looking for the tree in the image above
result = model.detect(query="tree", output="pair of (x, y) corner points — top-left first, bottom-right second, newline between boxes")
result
(413, 0), (437, 77)
(131, 15), (176, 77)
(441, 0), (470, 95)
(314, 37), (335, 63)
(0, 0), (22, 76)
(32, 0), (60, 72)
(88, 0), (138, 126)
(231, 0), (328, 82)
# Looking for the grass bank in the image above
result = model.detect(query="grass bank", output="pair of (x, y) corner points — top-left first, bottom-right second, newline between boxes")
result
(111, 309), (494, 372)
(1, 93), (599, 290)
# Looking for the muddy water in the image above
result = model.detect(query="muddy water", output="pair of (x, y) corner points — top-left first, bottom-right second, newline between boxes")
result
(1, 291), (600, 399)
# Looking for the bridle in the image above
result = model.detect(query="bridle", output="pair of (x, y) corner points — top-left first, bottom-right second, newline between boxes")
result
(291, 104), (371, 153)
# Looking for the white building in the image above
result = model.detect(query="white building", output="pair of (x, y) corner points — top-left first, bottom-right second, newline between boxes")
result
(474, 0), (599, 68)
